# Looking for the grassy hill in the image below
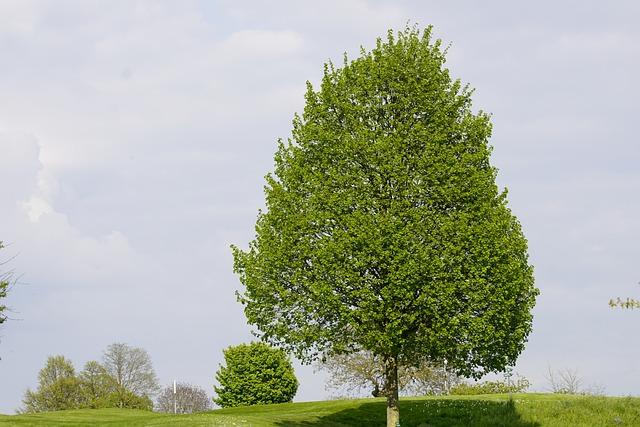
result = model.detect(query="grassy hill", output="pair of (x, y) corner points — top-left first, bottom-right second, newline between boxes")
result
(1, 394), (639, 426)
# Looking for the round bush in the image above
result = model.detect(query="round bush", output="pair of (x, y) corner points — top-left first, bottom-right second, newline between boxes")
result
(213, 342), (298, 407)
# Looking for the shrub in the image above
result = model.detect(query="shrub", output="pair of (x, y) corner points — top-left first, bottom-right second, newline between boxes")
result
(214, 342), (298, 407)
(103, 388), (153, 410)
(450, 377), (530, 395)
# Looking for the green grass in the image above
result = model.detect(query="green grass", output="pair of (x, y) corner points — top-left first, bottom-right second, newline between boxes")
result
(1, 394), (639, 426)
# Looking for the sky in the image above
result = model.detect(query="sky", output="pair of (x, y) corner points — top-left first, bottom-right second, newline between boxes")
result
(1, 0), (639, 414)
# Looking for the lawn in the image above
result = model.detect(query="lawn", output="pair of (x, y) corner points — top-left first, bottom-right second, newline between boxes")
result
(1, 394), (639, 426)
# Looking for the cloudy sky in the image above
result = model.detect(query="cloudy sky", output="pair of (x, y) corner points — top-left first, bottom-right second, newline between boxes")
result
(1, 0), (639, 414)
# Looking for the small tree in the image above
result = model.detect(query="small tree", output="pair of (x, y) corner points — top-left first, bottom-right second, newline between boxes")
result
(546, 367), (583, 394)
(0, 241), (13, 328)
(0, 269), (8, 327)
(20, 356), (83, 413)
(319, 350), (461, 397)
(102, 343), (160, 401)
(156, 382), (211, 413)
(214, 342), (298, 407)
(77, 359), (153, 410)
(78, 360), (117, 408)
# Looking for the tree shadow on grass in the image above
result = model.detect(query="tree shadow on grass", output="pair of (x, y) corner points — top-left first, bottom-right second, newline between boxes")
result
(275, 398), (541, 427)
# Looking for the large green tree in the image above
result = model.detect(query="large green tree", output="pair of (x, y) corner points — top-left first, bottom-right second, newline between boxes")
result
(233, 26), (538, 426)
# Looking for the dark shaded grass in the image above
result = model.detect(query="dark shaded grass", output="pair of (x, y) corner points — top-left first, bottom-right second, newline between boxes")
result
(1, 394), (639, 426)
(273, 398), (538, 426)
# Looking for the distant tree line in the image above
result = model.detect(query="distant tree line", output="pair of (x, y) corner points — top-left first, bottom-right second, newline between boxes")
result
(20, 343), (159, 413)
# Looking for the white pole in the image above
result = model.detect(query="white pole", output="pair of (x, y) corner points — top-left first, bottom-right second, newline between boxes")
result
(443, 359), (448, 395)
(173, 380), (177, 414)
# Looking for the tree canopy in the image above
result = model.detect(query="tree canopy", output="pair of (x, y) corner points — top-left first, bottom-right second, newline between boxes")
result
(102, 343), (159, 399)
(21, 356), (83, 413)
(233, 26), (538, 426)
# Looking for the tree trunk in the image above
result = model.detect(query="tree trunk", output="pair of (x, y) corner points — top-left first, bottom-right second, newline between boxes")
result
(384, 354), (400, 427)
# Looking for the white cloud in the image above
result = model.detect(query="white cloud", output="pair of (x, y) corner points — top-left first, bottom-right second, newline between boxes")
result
(0, 0), (39, 35)
(218, 30), (305, 59)
(0, 135), (139, 283)
(22, 196), (52, 222)
(0, 132), (40, 208)
(555, 31), (638, 56)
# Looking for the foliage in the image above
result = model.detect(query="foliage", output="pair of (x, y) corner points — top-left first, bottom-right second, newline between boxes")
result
(103, 388), (154, 411)
(19, 349), (157, 413)
(38, 355), (77, 387)
(20, 356), (83, 413)
(319, 350), (461, 397)
(78, 360), (118, 408)
(450, 377), (530, 395)
(232, 25), (538, 425)
(77, 358), (153, 411)
(20, 377), (84, 413)
(609, 282), (640, 309)
(0, 273), (7, 327)
(4, 395), (640, 426)
(156, 382), (211, 413)
(102, 343), (160, 399)
(214, 342), (298, 408)
(0, 241), (12, 328)
(609, 298), (640, 308)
